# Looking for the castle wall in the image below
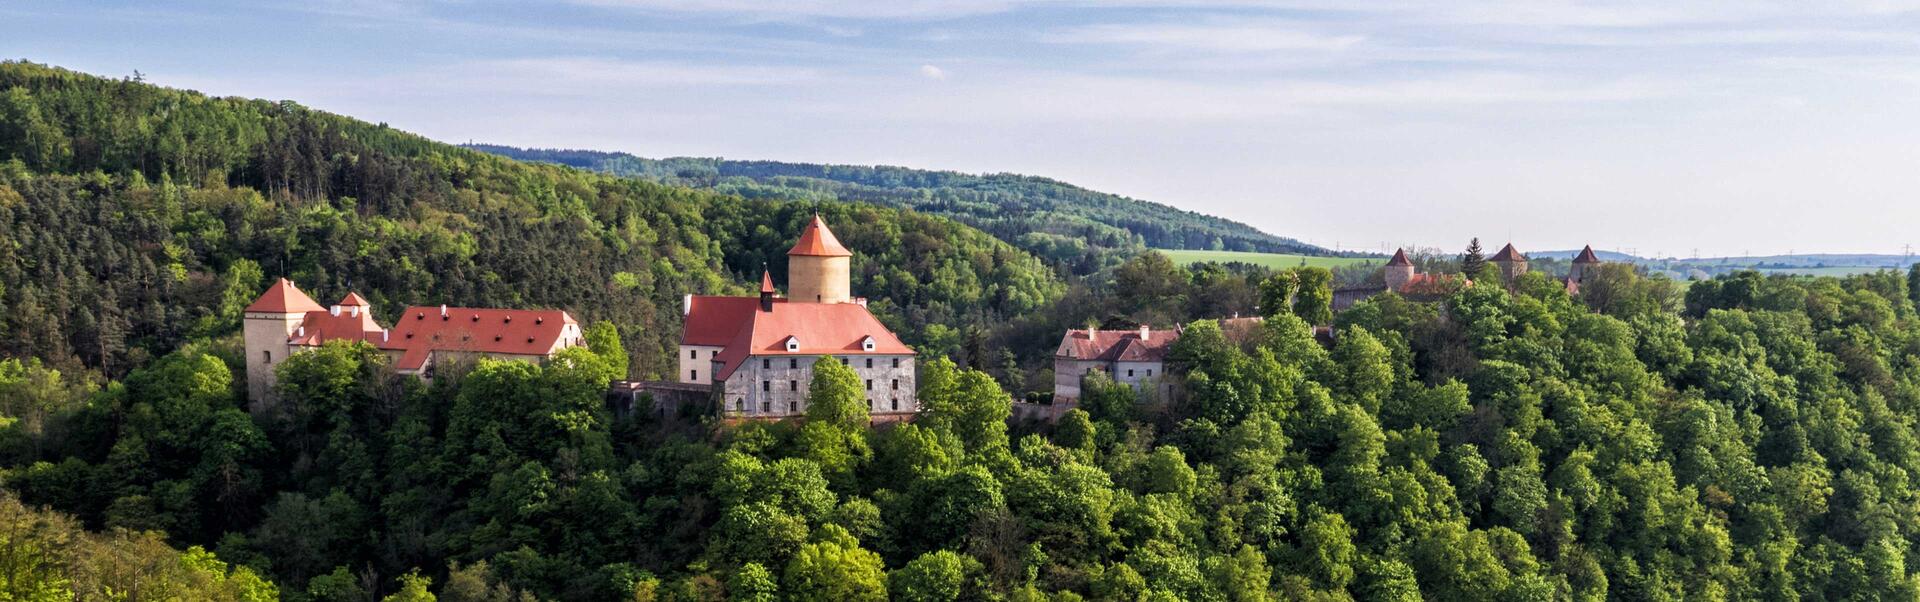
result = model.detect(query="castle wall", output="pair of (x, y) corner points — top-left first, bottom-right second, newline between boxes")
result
(678, 345), (724, 384)
(720, 354), (917, 419)
(242, 311), (303, 407)
(1052, 358), (1107, 402)
(788, 255), (851, 304)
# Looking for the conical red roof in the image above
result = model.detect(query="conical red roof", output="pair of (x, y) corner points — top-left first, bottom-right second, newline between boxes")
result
(761, 270), (777, 294)
(787, 215), (852, 257)
(1573, 245), (1600, 264)
(245, 278), (324, 314)
(337, 291), (371, 306)
(1490, 243), (1526, 262)
(1386, 248), (1412, 266)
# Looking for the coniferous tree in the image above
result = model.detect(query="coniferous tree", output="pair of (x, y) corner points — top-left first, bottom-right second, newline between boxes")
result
(1460, 238), (1486, 277)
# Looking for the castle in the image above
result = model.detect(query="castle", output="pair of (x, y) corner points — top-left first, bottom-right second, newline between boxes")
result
(679, 216), (918, 422)
(242, 281), (584, 405)
(1335, 243), (1604, 311)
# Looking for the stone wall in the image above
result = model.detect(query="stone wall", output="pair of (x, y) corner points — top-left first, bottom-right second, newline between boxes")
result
(242, 311), (302, 408)
(1052, 358), (1107, 402)
(720, 353), (916, 419)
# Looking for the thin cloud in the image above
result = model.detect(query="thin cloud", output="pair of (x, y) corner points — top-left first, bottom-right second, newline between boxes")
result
(920, 64), (949, 79)
(1046, 19), (1367, 53)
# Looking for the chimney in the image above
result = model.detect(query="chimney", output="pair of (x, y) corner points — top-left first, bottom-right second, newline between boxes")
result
(381, 330), (389, 342)
(330, 305), (340, 316)
(1139, 325), (1150, 341)
(440, 304), (448, 320)
(349, 306), (359, 317)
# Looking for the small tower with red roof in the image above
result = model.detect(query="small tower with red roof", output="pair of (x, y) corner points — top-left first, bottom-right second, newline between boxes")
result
(242, 278), (325, 405)
(1569, 245), (1601, 283)
(787, 214), (853, 304)
(1384, 249), (1415, 291)
(1490, 243), (1529, 283)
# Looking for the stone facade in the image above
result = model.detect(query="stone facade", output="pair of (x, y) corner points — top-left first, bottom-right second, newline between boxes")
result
(242, 308), (306, 404)
(719, 353), (917, 419)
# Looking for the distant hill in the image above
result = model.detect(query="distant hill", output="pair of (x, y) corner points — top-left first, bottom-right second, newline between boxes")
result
(466, 144), (1329, 274)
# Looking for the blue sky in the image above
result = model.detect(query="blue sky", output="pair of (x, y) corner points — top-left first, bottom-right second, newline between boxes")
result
(8, 1), (1920, 257)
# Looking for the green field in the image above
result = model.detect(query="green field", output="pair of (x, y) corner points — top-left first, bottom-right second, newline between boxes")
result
(1159, 249), (1385, 270)
(1755, 266), (1891, 277)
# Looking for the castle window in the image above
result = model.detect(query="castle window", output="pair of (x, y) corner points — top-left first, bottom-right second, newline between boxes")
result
(735, 399), (743, 411)
(892, 398), (899, 411)
(690, 349), (697, 359)
(893, 358), (901, 368)
(866, 379), (873, 391)
(866, 358), (873, 369)
(263, 350), (272, 364)
(790, 381), (798, 391)
(892, 379), (899, 390)
(1128, 369), (1135, 377)
(691, 370), (698, 381)
(1147, 369), (1153, 376)
(842, 358), (850, 365)
(788, 401), (798, 413)
(762, 380), (771, 392)
(761, 401), (770, 413)
(861, 336), (876, 351)
(785, 337), (800, 352)
(763, 359), (770, 369)
(789, 358), (798, 369)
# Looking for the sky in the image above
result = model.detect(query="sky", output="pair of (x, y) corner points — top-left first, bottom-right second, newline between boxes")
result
(7, 1), (1920, 257)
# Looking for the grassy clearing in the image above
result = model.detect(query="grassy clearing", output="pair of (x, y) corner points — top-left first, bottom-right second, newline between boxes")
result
(1755, 266), (1891, 277)
(1158, 249), (1385, 270)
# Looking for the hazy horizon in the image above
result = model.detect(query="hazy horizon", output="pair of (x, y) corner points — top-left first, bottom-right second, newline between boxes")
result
(8, 1), (1920, 257)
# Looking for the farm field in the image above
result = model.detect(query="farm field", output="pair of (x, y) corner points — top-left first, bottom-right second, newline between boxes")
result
(1159, 249), (1385, 270)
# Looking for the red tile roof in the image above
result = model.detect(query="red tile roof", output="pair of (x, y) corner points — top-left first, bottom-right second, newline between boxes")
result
(1386, 248), (1412, 266)
(246, 278), (325, 314)
(336, 292), (371, 307)
(709, 301), (914, 380)
(380, 306), (579, 371)
(683, 296), (765, 346)
(1055, 328), (1180, 363)
(787, 215), (852, 257)
(1573, 245), (1601, 264)
(760, 270), (776, 294)
(1490, 243), (1526, 262)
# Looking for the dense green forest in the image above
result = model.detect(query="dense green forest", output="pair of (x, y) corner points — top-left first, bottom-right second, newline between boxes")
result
(465, 145), (1332, 275)
(0, 61), (1061, 382)
(10, 60), (1920, 601)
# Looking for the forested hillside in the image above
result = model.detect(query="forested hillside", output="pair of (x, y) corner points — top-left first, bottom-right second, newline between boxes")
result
(0, 61), (1061, 380)
(9, 60), (1920, 601)
(466, 145), (1328, 274)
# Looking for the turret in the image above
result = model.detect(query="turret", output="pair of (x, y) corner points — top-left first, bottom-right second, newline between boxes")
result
(1384, 248), (1415, 291)
(1490, 243), (1528, 283)
(1569, 245), (1601, 283)
(242, 278), (324, 407)
(787, 215), (853, 304)
(759, 268), (777, 312)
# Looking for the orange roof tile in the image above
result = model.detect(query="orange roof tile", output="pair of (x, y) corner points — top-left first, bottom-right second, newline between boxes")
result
(245, 279), (325, 314)
(787, 215), (852, 257)
(683, 296), (765, 346)
(710, 301), (913, 380)
(1054, 328), (1179, 362)
(1490, 243), (1526, 262)
(337, 292), (371, 307)
(761, 270), (776, 294)
(380, 307), (579, 371)
(1573, 245), (1601, 264)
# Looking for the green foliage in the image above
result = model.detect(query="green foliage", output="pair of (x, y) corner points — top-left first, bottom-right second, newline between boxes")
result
(782, 527), (887, 602)
(1290, 267), (1333, 325)
(806, 357), (869, 429)
(1256, 272), (1297, 319)
(0, 493), (277, 600)
(470, 145), (1325, 275)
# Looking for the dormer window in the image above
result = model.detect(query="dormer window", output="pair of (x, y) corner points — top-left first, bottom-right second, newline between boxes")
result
(861, 336), (876, 352)
(784, 336), (800, 352)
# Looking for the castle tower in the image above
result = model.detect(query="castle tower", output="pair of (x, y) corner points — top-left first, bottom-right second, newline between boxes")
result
(1569, 245), (1601, 283)
(242, 278), (324, 406)
(787, 215), (853, 304)
(1490, 243), (1528, 283)
(1384, 248), (1415, 291)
